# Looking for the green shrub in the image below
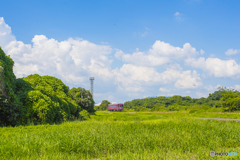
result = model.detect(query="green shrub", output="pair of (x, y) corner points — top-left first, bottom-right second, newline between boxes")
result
(108, 116), (117, 121)
(207, 107), (226, 112)
(189, 109), (198, 114)
(200, 105), (211, 111)
(215, 102), (222, 108)
(79, 109), (90, 120)
(16, 74), (79, 124)
(133, 106), (151, 112)
(152, 106), (166, 111)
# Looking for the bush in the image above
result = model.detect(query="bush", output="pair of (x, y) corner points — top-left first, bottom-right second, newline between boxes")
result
(133, 106), (151, 112)
(200, 105), (211, 111)
(189, 109), (198, 114)
(17, 74), (79, 124)
(108, 116), (117, 121)
(79, 109), (90, 120)
(152, 106), (166, 111)
(207, 107), (226, 112)
(215, 102), (222, 108)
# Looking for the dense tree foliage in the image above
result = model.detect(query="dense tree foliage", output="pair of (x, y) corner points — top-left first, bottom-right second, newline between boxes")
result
(0, 48), (21, 126)
(95, 100), (110, 111)
(124, 88), (240, 112)
(0, 47), (94, 126)
(70, 87), (95, 113)
(16, 74), (80, 124)
(220, 88), (240, 111)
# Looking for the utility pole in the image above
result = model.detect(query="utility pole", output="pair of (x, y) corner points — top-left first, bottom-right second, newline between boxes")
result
(89, 77), (94, 100)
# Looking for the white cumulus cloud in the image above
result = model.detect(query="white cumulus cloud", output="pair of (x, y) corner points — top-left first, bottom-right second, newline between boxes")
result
(185, 57), (240, 77)
(149, 40), (199, 59)
(174, 70), (202, 89)
(0, 17), (15, 47)
(204, 84), (222, 92)
(0, 17), (114, 87)
(225, 49), (240, 56)
(113, 64), (202, 91)
(115, 40), (202, 67)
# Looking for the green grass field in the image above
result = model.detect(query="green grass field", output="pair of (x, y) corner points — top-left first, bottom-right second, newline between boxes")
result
(0, 111), (240, 159)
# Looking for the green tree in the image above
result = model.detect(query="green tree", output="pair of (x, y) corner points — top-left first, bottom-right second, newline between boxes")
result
(221, 89), (240, 111)
(70, 87), (95, 113)
(17, 74), (79, 124)
(0, 48), (21, 126)
(99, 100), (110, 111)
(176, 96), (182, 105)
(211, 91), (223, 100)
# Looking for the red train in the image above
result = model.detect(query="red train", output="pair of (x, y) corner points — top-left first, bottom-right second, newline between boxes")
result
(108, 103), (124, 111)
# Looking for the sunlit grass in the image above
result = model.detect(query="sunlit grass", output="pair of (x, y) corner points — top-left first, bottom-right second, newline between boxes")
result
(0, 111), (240, 159)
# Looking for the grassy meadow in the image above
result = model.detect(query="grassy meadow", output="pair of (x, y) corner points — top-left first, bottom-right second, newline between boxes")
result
(0, 111), (240, 160)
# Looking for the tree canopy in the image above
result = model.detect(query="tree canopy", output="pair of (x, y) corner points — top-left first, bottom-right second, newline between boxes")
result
(0, 47), (94, 126)
(123, 88), (240, 112)
(70, 87), (95, 113)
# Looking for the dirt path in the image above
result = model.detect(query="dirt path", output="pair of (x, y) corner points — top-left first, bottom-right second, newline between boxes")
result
(188, 117), (240, 122)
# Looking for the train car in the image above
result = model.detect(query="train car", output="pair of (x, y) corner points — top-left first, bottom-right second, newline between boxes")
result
(108, 103), (124, 111)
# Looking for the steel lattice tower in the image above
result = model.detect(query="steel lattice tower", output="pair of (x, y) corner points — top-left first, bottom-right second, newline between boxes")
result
(89, 77), (94, 99)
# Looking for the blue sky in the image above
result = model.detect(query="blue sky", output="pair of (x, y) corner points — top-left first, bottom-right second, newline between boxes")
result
(0, 0), (240, 105)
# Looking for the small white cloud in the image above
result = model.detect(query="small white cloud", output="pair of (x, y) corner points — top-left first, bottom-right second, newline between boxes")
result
(185, 91), (191, 94)
(224, 84), (240, 91)
(196, 92), (208, 98)
(158, 93), (174, 97)
(174, 12), (183, 21)
(234, 85), (240, 90)
(134, 27), (149, 38)
(200, 49), (205, 55)
(159, 87), (170, 92)
(174, 12), (180, 16)
(204, 85), (215, 91)
(204, 84), (221, 91)
(225, 49), (240, 56)
(128, 93), (139, 97)
(210, 54), (215, 58)
(95, 102), (101, 106)
(141, 31), (148, 37)
(101, 41), (109, 45)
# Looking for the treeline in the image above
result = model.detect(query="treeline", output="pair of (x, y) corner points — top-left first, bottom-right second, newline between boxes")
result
(0, 47), (95, 126)
(123, 87), (240, 112)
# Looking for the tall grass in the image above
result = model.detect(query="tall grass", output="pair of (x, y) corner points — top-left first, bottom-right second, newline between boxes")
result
(0, 112), (239, 159)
